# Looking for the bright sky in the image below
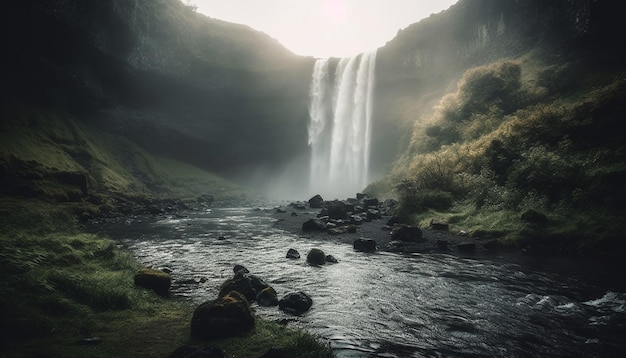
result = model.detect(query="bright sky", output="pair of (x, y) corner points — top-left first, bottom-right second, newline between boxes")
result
(186, 0), (458, 58)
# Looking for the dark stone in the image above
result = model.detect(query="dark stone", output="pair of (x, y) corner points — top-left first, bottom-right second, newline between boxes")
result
(324, 200), (351, 220)
(302, 218), (326, 232)
(308, 194), (324, 208)
(275, 207), (287, 213)
(430, 219), (449, 231)
(325, 254), (338, 263)
(353, 238), (377, 252)
(278, 291), (313, 315)
(191, 291), (255, 340)
(437, 239), (450, 250)
(134, 268), (172, 296)
(391, 226), (425, 242)
(356, 193), (367, 200)
(290, 212), (298, 216)
(218, 274), (256, 302)
(366, 209), (382, 220)
(363, 197), (379, 207)
(307, 248), (326, 265)
(233, 265), (249, 275)
(457, 242), (476, 252)
(169, 344), (225, 358)
(286, 248), (300, 259)
(256, 287), (279, 307)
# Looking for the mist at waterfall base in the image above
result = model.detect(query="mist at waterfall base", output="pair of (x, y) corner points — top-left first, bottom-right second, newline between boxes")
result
(250, 51), (379, 201)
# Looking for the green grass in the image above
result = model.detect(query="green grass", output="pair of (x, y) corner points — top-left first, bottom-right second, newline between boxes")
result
(369, 54), (626, 254)
(0, 200), (333, 357)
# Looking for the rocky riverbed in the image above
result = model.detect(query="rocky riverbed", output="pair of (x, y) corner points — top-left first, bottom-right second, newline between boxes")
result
(270, 196), (500, 256)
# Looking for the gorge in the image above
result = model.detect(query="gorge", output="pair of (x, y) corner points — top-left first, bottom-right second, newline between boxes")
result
(2, 0), (626, 357)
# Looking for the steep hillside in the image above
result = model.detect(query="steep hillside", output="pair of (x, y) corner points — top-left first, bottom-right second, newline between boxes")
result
(370, 0), (626, 179)
(2, 0), (314, 179)
(368, 0), (626, 255)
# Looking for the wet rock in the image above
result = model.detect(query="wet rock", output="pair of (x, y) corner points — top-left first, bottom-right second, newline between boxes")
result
(191, 291), (255, 340)
(324, 200), (352, 220)
(363, 197), (379, 207)
(218, 274), (256, 302)
(233, 265), (249, 275)
(308, 194), (324, 208)
(437, 239), (450, 250)
(275, 207), (287, 214)
(387, 215), (401, 226)
(286, 248), (300, 259)
(279, 291), (313, 315)
(391, 226), (425, 242)
(353, 238), (377, 252)
(256, 287), (279, 307)
(366, 208), (382, 220)
(307, 248), (326, 265)
(325, 254), (338, 263)
(134, 268), (171, 296)
(302, 218), (326, 232)
(169, 344), (225, 358)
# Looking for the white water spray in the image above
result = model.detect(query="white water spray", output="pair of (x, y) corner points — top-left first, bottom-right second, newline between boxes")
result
(308, 50), (377, 199)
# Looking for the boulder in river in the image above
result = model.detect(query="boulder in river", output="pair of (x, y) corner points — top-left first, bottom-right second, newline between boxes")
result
(457, 242), (476, 252)
(286, 248), (300, 259)
(256, 286), (279, 307)
(307, 248), (326, 266)
(353, 238), (376, 252)
(278, 291), (313, 315)
(191, 291), (254, 340)
(308, 194), (324, 208)
(218, 272), (269, 303)
(302, 218), (326, 232)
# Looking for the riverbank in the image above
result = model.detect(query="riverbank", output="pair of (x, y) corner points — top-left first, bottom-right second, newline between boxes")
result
(0, 198), (333, 358)
(271, 203), (499, 256)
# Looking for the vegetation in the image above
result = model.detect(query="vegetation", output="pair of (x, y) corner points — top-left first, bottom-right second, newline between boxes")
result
(0, 105), (331, 356)
(369, 54), (626, 254)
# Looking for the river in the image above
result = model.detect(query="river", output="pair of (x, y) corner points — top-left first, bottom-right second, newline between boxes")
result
(92, 205), (626, 357)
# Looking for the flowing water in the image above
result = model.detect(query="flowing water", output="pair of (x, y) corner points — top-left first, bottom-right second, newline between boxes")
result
(308, 51), (378, 200)
(95, 206), (626, 357)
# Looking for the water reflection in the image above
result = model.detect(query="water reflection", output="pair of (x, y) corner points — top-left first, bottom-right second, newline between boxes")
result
(95, 207), (626, 357)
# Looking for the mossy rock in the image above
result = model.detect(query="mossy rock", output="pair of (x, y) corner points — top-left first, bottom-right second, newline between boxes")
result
(256, 286), (278, 307)
(133, 268), (171, 296)
(306, 248), (326, 266)
(191, 291), (255, 340)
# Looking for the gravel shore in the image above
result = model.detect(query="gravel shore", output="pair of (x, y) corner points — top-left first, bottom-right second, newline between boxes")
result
(270, 205), (497, 256)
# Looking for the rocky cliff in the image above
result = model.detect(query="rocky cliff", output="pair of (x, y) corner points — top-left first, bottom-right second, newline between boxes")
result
(370, 0), (626, 179)
(2, 0), (314, 178)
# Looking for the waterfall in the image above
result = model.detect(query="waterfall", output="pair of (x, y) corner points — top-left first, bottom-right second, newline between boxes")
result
(308, 50), (377, 199)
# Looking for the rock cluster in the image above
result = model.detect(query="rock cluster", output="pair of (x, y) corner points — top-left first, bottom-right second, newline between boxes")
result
(301, 194), (397, 236)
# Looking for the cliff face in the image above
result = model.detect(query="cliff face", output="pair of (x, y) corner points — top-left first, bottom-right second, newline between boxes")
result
(2, 0), (314, 177)
(369, 0), (626, 179)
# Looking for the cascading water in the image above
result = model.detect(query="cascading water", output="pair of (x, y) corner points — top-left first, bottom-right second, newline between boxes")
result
(308, 50), (377, 199)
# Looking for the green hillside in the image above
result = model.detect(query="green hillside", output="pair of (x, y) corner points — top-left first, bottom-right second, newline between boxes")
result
(367, 50), (626, 255)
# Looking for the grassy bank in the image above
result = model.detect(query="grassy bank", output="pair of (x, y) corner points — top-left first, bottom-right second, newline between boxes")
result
(0, 106), (332, 357)
(367, 52), (626, 255)
(0, 199), (333, 357)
